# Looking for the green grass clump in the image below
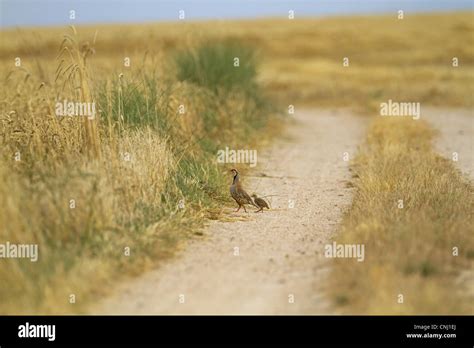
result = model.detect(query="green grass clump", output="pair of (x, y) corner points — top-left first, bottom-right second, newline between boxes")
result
(98, 76), (172, 132)
(174, 40), (258, 95)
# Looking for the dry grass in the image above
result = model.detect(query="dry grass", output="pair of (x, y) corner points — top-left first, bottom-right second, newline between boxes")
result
(0, 26), (276, 313)
(1, 12), (473, 109)
(329, 118), (474, 314)
(260, 12), (474, 109)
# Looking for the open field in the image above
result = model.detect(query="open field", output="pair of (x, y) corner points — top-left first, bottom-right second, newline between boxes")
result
(0, 11), (473, 314)
(1, 12), (473, 108)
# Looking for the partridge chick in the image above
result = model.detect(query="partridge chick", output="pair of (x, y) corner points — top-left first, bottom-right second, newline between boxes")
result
(230, 169), (258, 212)
(251, 194), (270, 213)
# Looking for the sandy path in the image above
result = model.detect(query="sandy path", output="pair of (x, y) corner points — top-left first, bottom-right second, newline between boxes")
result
(424, 107), (473, 180)
(94, 109), (366, 314)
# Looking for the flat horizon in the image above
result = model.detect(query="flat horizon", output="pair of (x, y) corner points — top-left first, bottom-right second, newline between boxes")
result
(1, 0), (472, 28)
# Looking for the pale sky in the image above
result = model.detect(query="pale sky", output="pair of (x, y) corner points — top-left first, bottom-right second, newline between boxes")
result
(1, 0), (472, 28)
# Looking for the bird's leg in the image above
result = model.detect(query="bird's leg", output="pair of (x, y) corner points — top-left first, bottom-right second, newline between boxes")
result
(243, 205), (247, 213)
(235, 205), (241, 212)
(255, 207), (263, 213)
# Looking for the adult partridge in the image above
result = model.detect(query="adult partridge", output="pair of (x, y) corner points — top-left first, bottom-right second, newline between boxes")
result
(230, 169), (258, 212)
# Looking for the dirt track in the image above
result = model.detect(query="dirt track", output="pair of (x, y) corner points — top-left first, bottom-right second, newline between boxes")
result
(94, 109), (366, 314)
(424, 107), (473, 180)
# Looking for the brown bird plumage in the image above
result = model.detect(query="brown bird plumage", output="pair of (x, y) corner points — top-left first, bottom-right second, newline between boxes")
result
(230, 169), (258, 212)
(251, 194), (270, 213)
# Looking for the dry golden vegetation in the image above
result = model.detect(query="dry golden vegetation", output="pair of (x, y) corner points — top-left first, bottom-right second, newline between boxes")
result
(0, 11), (472, 314)
(0, 25), (276, 313)
(315, 13), (473, 314)
(1, 12), (473, 108)
(330, 118), (473, 314)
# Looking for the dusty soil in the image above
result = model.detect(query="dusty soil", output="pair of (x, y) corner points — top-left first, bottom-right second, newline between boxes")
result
(424, 107), (473, 180)
(93, 109), (366, 314)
